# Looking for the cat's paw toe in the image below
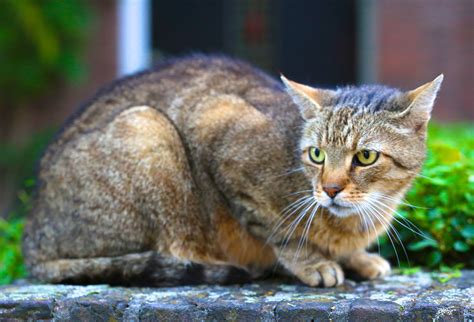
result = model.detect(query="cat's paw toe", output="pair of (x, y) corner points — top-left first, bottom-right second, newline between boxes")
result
(359, 254), (391, 280)
(301, 261), (344, 287)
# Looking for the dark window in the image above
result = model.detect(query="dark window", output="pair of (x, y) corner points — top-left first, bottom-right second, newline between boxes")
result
(151, 0), (356, 87)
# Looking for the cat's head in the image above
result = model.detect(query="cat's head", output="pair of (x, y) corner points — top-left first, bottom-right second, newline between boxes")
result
(282, 75), (443, 218)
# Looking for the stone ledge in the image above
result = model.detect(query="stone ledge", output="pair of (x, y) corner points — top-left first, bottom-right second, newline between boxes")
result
(1, 271), (472, 321)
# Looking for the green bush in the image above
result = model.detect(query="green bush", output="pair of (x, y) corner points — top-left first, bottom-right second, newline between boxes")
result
(0, 130), (54, 285)
(0, 218), (26, 284)
(380, 123), (474, 268)
(0, 0), (91, 107)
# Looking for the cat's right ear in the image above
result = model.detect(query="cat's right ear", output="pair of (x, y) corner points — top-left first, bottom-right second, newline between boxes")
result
(281, 75), (332, 120)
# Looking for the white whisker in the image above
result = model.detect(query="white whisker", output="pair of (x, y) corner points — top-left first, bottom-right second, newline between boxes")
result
(279, 200), (317, 264)
(366, 202), (410, 266)
(376, 193), (428, 210)
(354, 204), (370, 248)
(407, 170), (436, 181)
(295, 203), (320, 262)
(370, 198), (433, 241)
(360, 207), (380, 254)
(283, 189), (313, 198)
(364, 203), (402, 267)
(280, 195), (313, 217)
(266, 196), (313, 245)
(282, 199), (316, 248)
(270, 167), (305, 179)
(358, 204), (381, 254)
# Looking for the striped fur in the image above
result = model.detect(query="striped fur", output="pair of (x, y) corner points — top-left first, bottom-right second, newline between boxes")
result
(23, 55), (442, 287)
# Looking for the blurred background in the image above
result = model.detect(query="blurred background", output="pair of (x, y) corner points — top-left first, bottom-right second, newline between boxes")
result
(0, 0), (472, 283)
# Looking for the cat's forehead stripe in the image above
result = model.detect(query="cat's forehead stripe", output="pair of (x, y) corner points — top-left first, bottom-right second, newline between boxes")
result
(331, 85), (401, 113)
(323, 109), (358, 148)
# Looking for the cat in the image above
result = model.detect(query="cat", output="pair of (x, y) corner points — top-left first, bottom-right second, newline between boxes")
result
(22, 55), (442, 287)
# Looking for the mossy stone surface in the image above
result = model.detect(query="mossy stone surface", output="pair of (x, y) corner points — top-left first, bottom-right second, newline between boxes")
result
(1, 271), (472, 321)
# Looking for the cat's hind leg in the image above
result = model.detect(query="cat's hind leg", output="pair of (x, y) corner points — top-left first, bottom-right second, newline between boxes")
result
(24, 106), (228, 284)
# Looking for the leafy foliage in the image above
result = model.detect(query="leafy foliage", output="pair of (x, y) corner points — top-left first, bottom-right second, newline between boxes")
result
(0, 0), (91, 106)
(0, 218), (26, 285)
(0, 129), (54, 284)
(380, 123), (474, 268)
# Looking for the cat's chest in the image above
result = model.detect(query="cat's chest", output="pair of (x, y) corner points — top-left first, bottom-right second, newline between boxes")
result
(311, 214), (368, 258)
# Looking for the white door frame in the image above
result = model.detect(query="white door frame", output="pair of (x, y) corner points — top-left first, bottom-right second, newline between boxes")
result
(117, 0), (151, 76)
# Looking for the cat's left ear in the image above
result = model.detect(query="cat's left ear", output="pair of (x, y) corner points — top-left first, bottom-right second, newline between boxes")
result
(395, 74), (444, 128)
(280, 75), (334, 120)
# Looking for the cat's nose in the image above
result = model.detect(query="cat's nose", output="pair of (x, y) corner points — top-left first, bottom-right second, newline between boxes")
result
(323, 184), (344, 199)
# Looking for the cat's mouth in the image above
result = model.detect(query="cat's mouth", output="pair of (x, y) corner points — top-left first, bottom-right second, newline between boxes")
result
(330, 202), (350, 209)
(315, 192), (360, 217)
(325, 200), (355, 217)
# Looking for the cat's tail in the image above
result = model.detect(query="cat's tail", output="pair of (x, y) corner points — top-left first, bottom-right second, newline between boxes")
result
(27, 251), (257, 286)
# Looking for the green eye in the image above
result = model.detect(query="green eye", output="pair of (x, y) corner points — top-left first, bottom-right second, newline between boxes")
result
(308, 147), (325, 164)
(354, 150), (379, 166)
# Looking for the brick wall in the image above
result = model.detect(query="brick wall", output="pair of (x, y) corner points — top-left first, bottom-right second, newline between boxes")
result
(375, 0), (473, 121)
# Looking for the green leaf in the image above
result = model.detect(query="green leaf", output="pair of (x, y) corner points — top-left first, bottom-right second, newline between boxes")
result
(426, 177), (448, 186)
(408, 239), (438, 251)
(0, 0), (91, 105)
(460, 225), (474, 240)
(453, 241), (470, 252)
(427, 251), (442, 267)
(24, 178), (35, 188)
(439, 191), (449, 206)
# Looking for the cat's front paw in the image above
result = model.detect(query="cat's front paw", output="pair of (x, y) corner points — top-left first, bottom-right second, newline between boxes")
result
(344, 252), (391, 280)
(296, 261), (344, 287)
(362, 254), (391, 279)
